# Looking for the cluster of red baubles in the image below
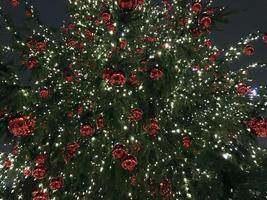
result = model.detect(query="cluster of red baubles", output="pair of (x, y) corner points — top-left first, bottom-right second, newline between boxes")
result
(112, 144), (138, 171)
(248, 118), (267, 138)
(8, 115), (36, 136)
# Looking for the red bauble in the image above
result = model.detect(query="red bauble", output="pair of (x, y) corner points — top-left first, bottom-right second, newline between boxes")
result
(200, 16), (212, 28)
(130, 175), (137, 186)
(80, 124), (95, 137)
(119, 39), (127, 49)
(160, 179), (172, 197)
(12, 144), (19, 155)
(34, 154), (47, 166)
(85, 30), (94, 40)
(150, 68), (163, 80)
(8, 115), (36, 137)
(67, 142), (80, 155)
(65, 75), (74, 83)
(237, 82), (251, 96)
(67, 39), (79, 48)
(263, 34), (267, 43)
(36, 41), (46, 50)
(192, 2), (202, 14)
(143, 119), (160, 137)
(248, 118), (267, 138)
(144, 37), (158, 43)
(118, 0), (139, 10)
(129, 108), (143, 122)
(128, 73), (140, 85)
(110, 72), (127, 86)
(32, 167), (47, 180)
(26, 58), (38, 69)
(101, 11), (112, 23)
(39, 88), (49, 98)
(49, 177), (64, 191)
(204, 39), (213, 47)
(10, 0), (20, 7)
(112, 144), (128, 159)
(243, 45), (254, 56)
(32, 189), (48, 200)
(106, 23), (116, 32)
(3, 159), (12, 169)
(96, 116), (105, 129)
(25, 9), (32, 17)
(182, 136), (191, 148)
(121, 155), (137, 171)
(102, 68), (113, 81)
(23, 168), (31, 177)
(136, 48), (144, 54)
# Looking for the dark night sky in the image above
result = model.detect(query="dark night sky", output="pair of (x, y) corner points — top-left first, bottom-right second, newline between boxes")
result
(0, 0), (267, 148)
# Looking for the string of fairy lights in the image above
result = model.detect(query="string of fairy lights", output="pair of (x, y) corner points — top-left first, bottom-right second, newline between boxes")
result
(0, 0), (267, 199)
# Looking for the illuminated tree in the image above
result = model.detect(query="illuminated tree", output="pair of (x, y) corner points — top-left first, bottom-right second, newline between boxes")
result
(0, 0), (267, 199)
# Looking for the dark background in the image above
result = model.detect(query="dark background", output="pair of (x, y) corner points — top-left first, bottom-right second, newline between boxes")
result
(0, 0), (267, 148)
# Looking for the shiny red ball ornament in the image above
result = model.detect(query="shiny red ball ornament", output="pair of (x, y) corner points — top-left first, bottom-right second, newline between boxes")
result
(128, 73), (140, 86)
(130, 175), (137, 186)
(80, 124), (95, 137)
(160, 179), (172, 197)
(39, 88), (49, 98)
(204, 39), (213, 47)
(23, 168), (31, 177)
(118, 0), (139, 10)
(121, 155), (137, 171)
(10, 0), (20, 7)
(200, 16), (212, 28)
(32, 167), (47, 180)
(67, 142), (80, 155)
(49, 177), (64, 191)
(102, 68), (113, 81)
(119, 39), (127, 49)
(248, 118), (267, 138)
(112, 144), (128, 159)
(129, 108), (143, 122)
(96, 116), (105, 129)
(85, 30), (94, 40)
(144, 36), (158, 43)
(67, 39), (79, 48)
(32, 189), (48, 200)
(36, 41), (46, 50)
(243, 45), (254, 56)
(102, 11), (112, 23)
(192, 2), (202, 14)
(34, 154), (47, 166)
(26, 58), (38, 69)
(3, 159), (12, 169)
(110, 72), (127, 86)
(8, 115), (36, 137)
(150, 68), (163, 80)
(182, 136), (191, 148)
(143, 119), (160, 137)
(237, 82), (251, 96)
(136, 47), (144, 54)
(106, 23), (116, 32)
(263, 34), (267, 43)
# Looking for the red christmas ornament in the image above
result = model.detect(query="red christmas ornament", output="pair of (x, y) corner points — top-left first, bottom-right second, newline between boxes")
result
(25, 9), (32, 17)
(67, 39), (79, 48)
(204, 39), (213, 47)
(200, 16), (212, 28)
(143, 119), (160, 137)
(32, 189), (48, 200)
(109, 72), (127, 86)
(178, 18), (188, 26)
(144, 37), (158, 43)
(182, 136), (191, 148)
(112, 144), (128, 159)
(77, 106), (84, 116)
(102, 11), (112, 23)
(49, 177), (64, 191)
(150, 68), (163, 80)
(67, 142), (80, 155)
(23, 168), (31, 177)
(26, 58), (38, 69)
(119, 39), (127, 49)
(65, 75), (74, 83)
(8, 115), (36, 137)
(106, 23), (116, 32)
(263, 34), (267, 43)
(34, 154), (47, 166)
(35, 41), (46, 50)
(248, 118), (267, 138)
(192, 2), (202, 14)
(96, 116), (105, 129)
(32, 167), (47, 180)
(130, 175), (137, 186)
(10, 0), (20, 7)
(118, 0), (139, 10)
(136, 48), (144, 54)
(237, 82), (251, 96)
(160, 179), (172, 197)
(102, 68), (113, 81)
(85, 30), (94, 40)
(243, 45), (254, 56)
(128, 73), (140, 86)
(39, 88), (49, 98)
(129, 108), (143, 122)
(3, 159), (12, 169)
(121, 155), (137, 171)
(80, 124), (95, 137)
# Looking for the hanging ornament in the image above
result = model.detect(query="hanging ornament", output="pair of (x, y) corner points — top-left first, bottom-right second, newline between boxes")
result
(204, 39), (213, 47)
(10, 0), (20, 7)
(150, 68), (163, 80)
(248, 118), (267, 138)
(192, 2), (202, 14)
(109, 72), (127, 86)
(85, 30), (94, 40)
(23, 167), (31, 177)
(80, 124), (95, 137)
(49, 177), (64, 191)
(26, 58), (38, 69)
(128, 73), (140, 86)
(32, 166), (47, 180)
(102, 68), (113, 81)
(112, 144), (128, 159)
(143, 119), (160, 137)
(34, 154), (47, 166)
(39, 88), (49, 98)
(159, 179), (172, 198)
(121, 155), (138, 171)
(8, 115), (36, 137)
(101, 11), (112, 24)
(182, 136), (191, 148)
(243, 45), (254, 56)
(236, 82), (251, 96)
(119, 39), (127, 49)
(32, 189), (48, 200)
(129, 108), (143, 122)
(35, 41), (46, 51)
(3, 159), (12, 169)
(130, 175), (137, 186)
(96, 116), (105, 129)
(67, 142), (80, 155)
(200, 16), (212, 28)
(263, 34), (267, 43)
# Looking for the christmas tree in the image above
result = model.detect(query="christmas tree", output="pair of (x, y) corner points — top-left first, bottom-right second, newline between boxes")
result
(0, 0), (267, 199)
